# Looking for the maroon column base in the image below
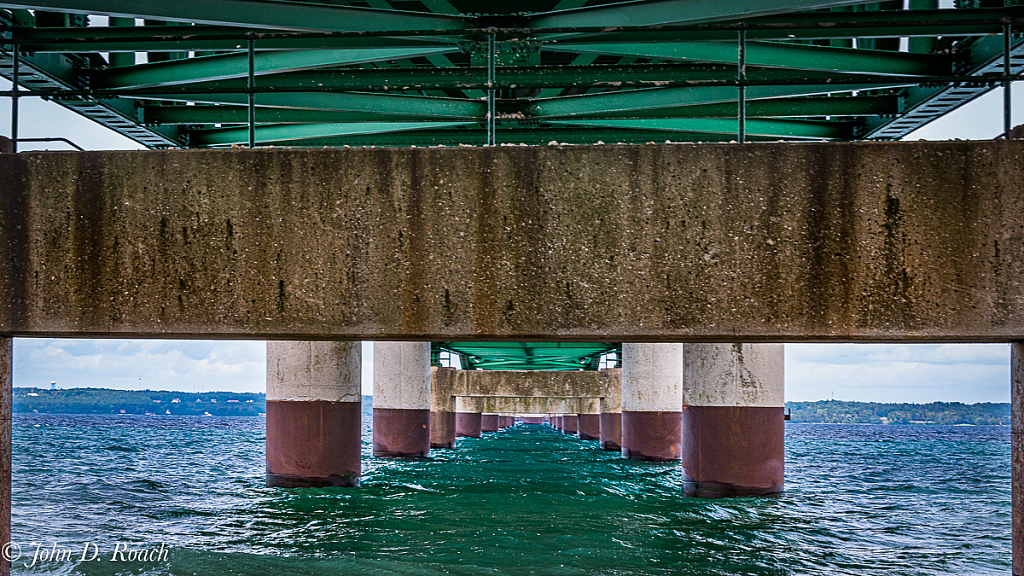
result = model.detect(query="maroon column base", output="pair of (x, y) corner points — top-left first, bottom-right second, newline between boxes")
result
(523, 417), (544, 425)
(481, 414), (499, 432)
(621, 411), (682, 461)
(554, 416), (563, 430)
(562, 415), (578, 434)
(681, 406), (784, 497)
(577, 414), (600, 440)
(266, 400), (361, 487)
(456, 412), (482, 438)
(373, 408), (430, 457)
(679, 405), (782, 496)
(431, 410), (456, 449)
(600, 412), (622, 451)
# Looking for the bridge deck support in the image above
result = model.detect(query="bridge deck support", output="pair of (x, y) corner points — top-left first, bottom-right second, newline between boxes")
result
(600, 368), (623, 451)
(430, 367), (457, 449)
(682, 344), (785, 497)
(481, 414), (500, 432)
(1013, 342), (1023, 576)
(455, 398), (481, 438)
(373, 342), (431, 458)
(266, 341), (361, 487)
(622, 343), (682, 461)
(562, 414), (578, 435)
(1, 337), (10, 576)
(578, 413), (600, 440)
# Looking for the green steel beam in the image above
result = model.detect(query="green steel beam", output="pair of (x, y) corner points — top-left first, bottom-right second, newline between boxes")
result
(551, 117), (853, 139)
(91, 46), (460, 90)
(141, 95), (898, 125)
(544, 40), (950, 77)
(132, 91), (486, 119)
(527, 83), (910, 118)
(0, 0), (469, 33)
(189, 120), (476, 146)
(527, 0), (878, 29)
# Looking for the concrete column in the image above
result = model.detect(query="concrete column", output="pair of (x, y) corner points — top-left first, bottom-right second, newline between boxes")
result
(430, 367), (456, 449)
(1013, 342), (1023, 576)
(481, 413), (499, 432)
(578, 413), (600, 439)
(682, 343), (785, 497)
(600, 368), (623, 451)
(373, 342), (431, 458)
(1, 338), (10, 576)
(455, 397), (481, 438)
(562, 414), (578, 434)
(621, 343), (683, 461)
(266, 341), (361, 488)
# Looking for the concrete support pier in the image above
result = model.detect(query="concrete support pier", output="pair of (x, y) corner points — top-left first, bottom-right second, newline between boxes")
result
(682, 343), (785, 497)
(578, 413), (600, 440)
(562, 414), (578, 434)
(481, 414), (500, 432)
(373, 342), (431, 458)
(1013, 342), (1023, 576)
(266, 341), (362, 488)
(430, 367), (456, 449)
(455, 398), (482, 438)
(600, 368), (623, 451)
(1, 337), (11, 576)
(621, 343), (683, 461)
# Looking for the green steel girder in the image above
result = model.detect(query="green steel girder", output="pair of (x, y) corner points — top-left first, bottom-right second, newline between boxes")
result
(132, 91), (486, 119)
(189, 120), (476, 146)
(527, 0), (879, 29)
(90, 46), (461, 90)
(142, 95), (899, 125)
(436, 342), (619, 371)
(543, 40), (951, 77)
(551, 117), (854, 140)
(0, 0), (469, 33)
(527, 83), (911, 118)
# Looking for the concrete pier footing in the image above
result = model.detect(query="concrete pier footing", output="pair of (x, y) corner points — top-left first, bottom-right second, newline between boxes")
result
(373, 342), (431, 458)
(455, 398), (481, 438)
(430, 367), (457, 449)
(482, 414), (499, 432)
(1, 337), (10, 576)
(577, 414), (600, 440)
(682, 344), (785, 497)
(621, 343), (682, 461)
(266, 341), (362, 488)
(562, 414), (578, 434)
(600, 368), (622, 451)
(1012, 342), (1023, 576)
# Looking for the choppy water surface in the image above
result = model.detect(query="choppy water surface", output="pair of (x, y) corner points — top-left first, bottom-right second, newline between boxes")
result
(10, 415), (1010, 575)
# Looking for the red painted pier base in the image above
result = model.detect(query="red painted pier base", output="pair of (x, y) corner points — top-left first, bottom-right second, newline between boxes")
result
(373, 408), (430, 457)
(431, 410), (456, 449)
(577, 414), (600, 440)
(600, 412), (622, 451)
(481, 414), (500, 432)
(456, 412), (482, 438)
(681, 406), (784, 497)
(523, 417), (544, 425)
(562, 415), (578, 435)
(621, 411), (682, 461)
(266, 400), (361, 487)
(554, 416), (563, 431)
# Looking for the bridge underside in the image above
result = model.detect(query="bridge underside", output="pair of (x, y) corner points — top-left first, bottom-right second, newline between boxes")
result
(1, 141), (1022, 343)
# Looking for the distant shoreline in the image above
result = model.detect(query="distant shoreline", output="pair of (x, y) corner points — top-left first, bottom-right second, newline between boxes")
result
(12, 388), (1009, 425)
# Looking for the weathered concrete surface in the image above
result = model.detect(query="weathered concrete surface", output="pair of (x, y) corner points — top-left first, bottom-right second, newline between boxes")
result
(682, 344), (784, 407)
(1013, 342), (1023, 576)
(266, 341), (361, 402)
(430, 367), (456, 448)
(452, 369), (607, 399)
(373, 342), (430, 410)
(455, 396), (599, 414)
(2, 142), (1024, 341)
(0, 338), (10, 576)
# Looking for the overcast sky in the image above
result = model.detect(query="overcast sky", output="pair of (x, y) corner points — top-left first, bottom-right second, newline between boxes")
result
(1, 77), (1019, 403)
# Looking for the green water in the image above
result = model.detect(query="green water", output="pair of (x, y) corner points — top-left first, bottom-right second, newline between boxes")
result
(10, 415), (1012, 575)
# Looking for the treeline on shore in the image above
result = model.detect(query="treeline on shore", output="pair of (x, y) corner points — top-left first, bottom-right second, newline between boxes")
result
(13, 388), (1010, 425)
(786, 400), (1009, 425)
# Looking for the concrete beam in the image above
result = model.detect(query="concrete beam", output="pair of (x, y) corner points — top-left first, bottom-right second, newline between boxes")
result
(455, 396), (600, 414)
(2, 142), (1024, 342)
(452, 369), (607, 398)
